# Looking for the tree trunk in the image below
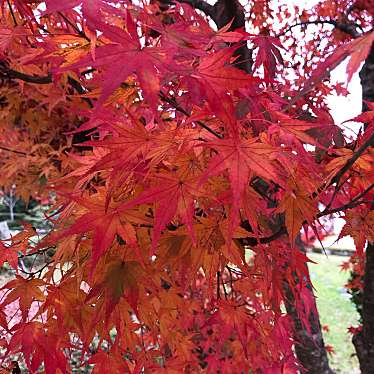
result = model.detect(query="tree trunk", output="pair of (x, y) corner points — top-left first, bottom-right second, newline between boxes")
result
(351, 44), (374, 374)
(360, 44), (374, 111)
(353, 242), (374, 373)
(284, 236), (333, 374)
(284, 277), (333, 374)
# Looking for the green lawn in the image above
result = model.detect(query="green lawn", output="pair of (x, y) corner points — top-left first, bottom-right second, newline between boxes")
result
(308, 252), (360, 373)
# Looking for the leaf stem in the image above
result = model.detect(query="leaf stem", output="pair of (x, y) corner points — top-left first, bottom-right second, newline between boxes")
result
(159, 91), (223, 139)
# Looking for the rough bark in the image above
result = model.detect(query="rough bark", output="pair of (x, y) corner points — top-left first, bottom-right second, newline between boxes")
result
(352, 44), (374, 374)
(360, 44), (374, 109)
(208, 0), (252, 73)
(162, 0), (252, 72)
(283, 235), (334, 374)
(353, 243), (374, 373)
(284, 280), (334, 374)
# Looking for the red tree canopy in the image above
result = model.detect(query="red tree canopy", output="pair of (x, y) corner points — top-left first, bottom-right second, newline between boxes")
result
(0, 1), (373, 373)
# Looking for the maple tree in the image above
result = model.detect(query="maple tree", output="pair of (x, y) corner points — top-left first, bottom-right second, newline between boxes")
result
(272, 1), (374, 372)
(0, 0), (373, 373)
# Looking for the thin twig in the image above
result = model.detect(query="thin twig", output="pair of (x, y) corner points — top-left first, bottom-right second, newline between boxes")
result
(0, 145), (28, 156)
(58, 12), (90, 42)
(245, 195), (370, 247)
(6, 0), (18, 26)
(320, 199), (370, 216)
(324, 174), (351, 213)
(161, 0), (216, 21)
(216, 271), (221, 299)
(221, 275), (228, 299)
(18, 260), (53, 278)
(278, 19), (361, 39)
(245, 226), (288, 247)
(0, 66), (94, 107)
(18, 246), (55, 259)
(330, 133), (374, 188)
(350, 183), (374, 204)
(159, 91), (223, 139)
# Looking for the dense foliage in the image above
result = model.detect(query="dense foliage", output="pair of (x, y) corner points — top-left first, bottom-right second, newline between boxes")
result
(0, 0), (373, 373)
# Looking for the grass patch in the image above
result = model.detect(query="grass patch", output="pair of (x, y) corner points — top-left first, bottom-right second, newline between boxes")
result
(308, 252), (360, 374)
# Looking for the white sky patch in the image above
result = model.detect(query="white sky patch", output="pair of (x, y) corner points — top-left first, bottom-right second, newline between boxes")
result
(270, 0), (363, 137)
(327, 60), (363, 137)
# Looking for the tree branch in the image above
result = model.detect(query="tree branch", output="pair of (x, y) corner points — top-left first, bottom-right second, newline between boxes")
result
(2, 68), (52, 84)
(247, 135), (374, 246)
(6, 0), (18, 26)
(321, 198), (370, 216)
(160, 0), (252, 72)
(0, 65), (94, 108)
(278, 19), (361, 39)
(244, 226), (287, 247)
(160, 0), (215, 21)
(245, 197), (370, 247)
(330, 133), (374, 188)
(350, 183), (374, 204)
(0, 145), (28, 156)
(18, 260), (53, 278)
(159, 91), (223, 139)
(58, 12), (90, 42)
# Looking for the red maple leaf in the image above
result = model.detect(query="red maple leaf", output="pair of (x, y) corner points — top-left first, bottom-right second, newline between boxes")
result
(57, 23), (166, 109)
(118, 169), (202, 254)
(43, 0), (125, 29)
(252, 35), (284, 80)
(201, 136), (284, 240)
